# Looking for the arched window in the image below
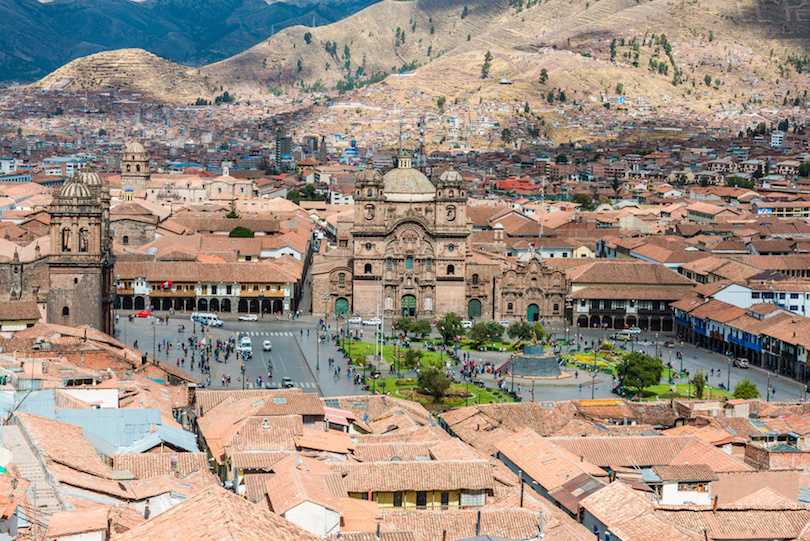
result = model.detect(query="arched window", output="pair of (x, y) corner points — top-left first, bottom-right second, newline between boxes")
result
(136, 164), (141, 172)
(364, 263), (372, 274)
(218, 188), (222, 194)
(447, 264), (455, 275)
(553, 303), (560, 313)
(126, 164), (131, 172)
(78, 229), (88, 253)
(122, 235), (129, 245)
(367, 188), (372, 197)
(61, 228), (71, 252)
(472, 274), (479, 285)
(62, 307), (69, 316)
(406, 257), (413, 271)
(74, 278), (78, 284)
(507, 302), (514, 311)
(338, 273), (346, 286)
(386, 258), (393, 267)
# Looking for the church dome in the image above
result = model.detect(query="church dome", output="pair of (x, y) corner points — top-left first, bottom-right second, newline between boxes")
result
(383, 167), (435, 202)
(518, 246), (543, 263)
(357, 165), (383, 184)
(59, 179), (92, 198)
(439, 169), (464, 183)
(79, 171), (103, 186)
(125, 141), (145, 154)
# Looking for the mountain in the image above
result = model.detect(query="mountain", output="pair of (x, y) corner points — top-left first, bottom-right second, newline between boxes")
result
(28, 49), (213, 102)
(0, 0), (379, 83)
(203, 0), (810, 110)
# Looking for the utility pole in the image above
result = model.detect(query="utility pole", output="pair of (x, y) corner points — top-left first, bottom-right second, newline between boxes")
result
(591, 371), (597, 399)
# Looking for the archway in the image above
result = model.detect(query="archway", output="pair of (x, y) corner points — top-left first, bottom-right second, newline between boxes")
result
(221, 299), (231, 312)
(662, 317), (673, 332)
(527, 304), (539, 322)
(198, 299), (208, 311)
(249, 299), (259, 313)
(162, 298), (172, 311)
(468, 299), (482, 319)
(134, 296), (145, 310)
(577, 315), (588, 328)
(650, 317), (660, 332)
(626, 316), (637, 327)
(273, 299), (283, 313)
(601, 315), (612, 329)
(639, 317), (649, 330)
(174, 298), (184, 311)
(262, 299), (271, 314)
(335, 298), (349, 315)
(185, 298), (195, 311)
(614, 316), (624, 329)
(238, 299), (248, 313)
(590, 315), (600, 328)
(209, 298), (219, 312)
(402, 295), (416, 317)
(122, 296), (133, 310)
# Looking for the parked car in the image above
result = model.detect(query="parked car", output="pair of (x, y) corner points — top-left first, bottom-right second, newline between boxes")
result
(664, 339), (675, 347)
(362, 317), (382, 326)
(627, 327), (642, 334)
(348, 316), (362, 324)
(461, 320), (473, 329)
(135, 310), (152, 318)
(497, 320), (510, 328)
(263, 340), (272, 351)
(611, 332), (633, 342)
(733, 358), (749, 368)
(282, 377), (295, 388)
(239, 314), (258, 322)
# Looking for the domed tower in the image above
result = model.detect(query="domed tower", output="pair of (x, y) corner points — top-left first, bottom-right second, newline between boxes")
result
(435, 168), (467, 230)
(354, 163), (385, 229)
(47, 174), (115, 334)
(121, 141), (150, 193)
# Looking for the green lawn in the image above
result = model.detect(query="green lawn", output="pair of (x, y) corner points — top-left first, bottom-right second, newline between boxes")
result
(343, 341), (452, 369)
(644, 383), (732, 400)
(370, 376), (514, 408)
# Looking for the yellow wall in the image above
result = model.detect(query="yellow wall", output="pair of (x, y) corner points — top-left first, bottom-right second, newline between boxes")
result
(350, 491), (461, 510)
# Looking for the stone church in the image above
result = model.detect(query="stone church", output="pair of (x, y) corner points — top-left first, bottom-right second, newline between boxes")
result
(311, 154), (570, 323)
(0, 171), (115, 334)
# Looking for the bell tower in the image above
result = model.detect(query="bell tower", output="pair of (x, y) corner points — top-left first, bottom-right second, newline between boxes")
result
(47, 171), (115, 334)
(120, 141), (150, 193)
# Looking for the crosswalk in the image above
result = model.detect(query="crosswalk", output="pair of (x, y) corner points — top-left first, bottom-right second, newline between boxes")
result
(243, 331), (294, 336)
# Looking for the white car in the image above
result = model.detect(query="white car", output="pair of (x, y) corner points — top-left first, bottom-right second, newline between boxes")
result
(461, 320), (473, 329)
(362, 317), (382, 326)
(496, 320), (510, 328)
(239, 314), (258, 322)
(263, 340), (272, 351)
(348, 316), (362, 325)
(627, 327), (642, 334)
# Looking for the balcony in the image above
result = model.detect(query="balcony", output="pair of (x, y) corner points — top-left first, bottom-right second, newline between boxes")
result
(150, 289), (196, 297)
(116, 288), (134, 295)
(240, 289), (285, 298)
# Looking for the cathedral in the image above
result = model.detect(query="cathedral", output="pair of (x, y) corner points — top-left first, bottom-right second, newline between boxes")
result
(311, 153), (570, 323)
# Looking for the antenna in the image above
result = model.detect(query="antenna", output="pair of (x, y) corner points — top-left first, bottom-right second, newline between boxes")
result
(398, 120), (403, 152)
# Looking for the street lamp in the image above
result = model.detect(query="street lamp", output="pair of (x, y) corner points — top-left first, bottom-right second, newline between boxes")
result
(727, 356), (731, 391)
(152, 320), (156, 359)
(591, 371), (597, 399)
(767, 373), (771, 401)
(680, 340), (683, 376)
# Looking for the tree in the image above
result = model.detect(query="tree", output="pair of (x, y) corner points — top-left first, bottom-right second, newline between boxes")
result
(224, 200), (240, 219)
(402, 348), (424, 368)
(725, 175), (755, 189)
(481, 51), (493, 79)
(417, 366), (452, 402)
(691, 369), (707, 399)
(704, 74), (712, 86)
(507, 322), (534, 343)
(461, 5), (468, 18)
(799, 162), (810, 177)
(572, 193), (594, 210)
(97, 128), (107, 136)
(304, 32), (312, 45)
(533, 321), (547, 340)
(733, 378), (760, 399)
(615, 82), (623, 94)
(501, 128), (512, 143)
(619, 352), (664, 397)
(437, 96), (446, 112)
(229, 226), (254, 238)
(436, 312), (464, 343)
(467, 322), (505, 347)
(394, 317), (413, 336)
(412, 319), (432, 337)
(555, 153), (568, 164)
(539, 68), (548, 83)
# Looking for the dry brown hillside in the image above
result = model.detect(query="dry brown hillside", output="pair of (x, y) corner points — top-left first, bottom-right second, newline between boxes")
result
(30, 49), (215, 102)
(204, 0), (810, 109)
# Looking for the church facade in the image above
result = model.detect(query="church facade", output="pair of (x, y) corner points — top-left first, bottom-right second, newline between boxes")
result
(311, 155), (570, 323)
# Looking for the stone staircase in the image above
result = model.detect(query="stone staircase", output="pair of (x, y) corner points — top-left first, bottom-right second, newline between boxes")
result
(2, 425), (64, 529)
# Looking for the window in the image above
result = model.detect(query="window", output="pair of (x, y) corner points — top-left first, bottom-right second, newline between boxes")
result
(244, 256), (252, 261)
(426, 259), (432, 268)
(393, 492), (404, 507)
(241, 284), (247, 290)
(472, 274), (479, 285)
(440, 492), (450, 510)
(126, 164), (131, 172)
(61, 228), (71, 252)
(62, 307), (69, 316)
(136, 164), (141, 172)
(791, 305), (799, 312)
(211, 285), (217, 295)
(677, 482), (709, 492)
(580, 299), (586, 307)
(553, 303), (560, 313)
(226, 285), (232, 295)
(122, 235), (129, 245)
(446, 205), (456, 221)
(364, 263), (372, 274)
(406, 257), (413, 271)
(448, 244), (455, 252)
(73, 278), (78, 284)
(387, 258), (393, 267)
(779, 293), (786, 299)
(365, 243), (372, 250)
(791, 293), (800, 299)
(416, 491), (427, 508)
(447, 264), (455, 275)
(338, 273), (346, 286)
(752, 292), (761, 299)
(764, 292), (774, 299)
(78, 229), (88, 253)
(507, 302), (513, 311)
(339, 239), (347, 248)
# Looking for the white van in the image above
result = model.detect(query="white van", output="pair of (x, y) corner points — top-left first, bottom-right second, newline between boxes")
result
(191, 312), (223, 327)
(237, 336), (252, 358)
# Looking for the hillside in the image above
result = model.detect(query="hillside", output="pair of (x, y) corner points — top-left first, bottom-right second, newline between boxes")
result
(0, 0), (378, 83)
(29, 49), (214, 102)
(204, 0), (810, 111)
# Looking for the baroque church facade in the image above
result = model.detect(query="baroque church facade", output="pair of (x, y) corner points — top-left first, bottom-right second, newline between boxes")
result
(311, 154), (570, 323)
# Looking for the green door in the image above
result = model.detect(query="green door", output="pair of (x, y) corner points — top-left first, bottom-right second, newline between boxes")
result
(335, 297), (349, 315)
(527, 304), (539, 322)
(468, 299), (482, 319)
(402, 295), (416, 316)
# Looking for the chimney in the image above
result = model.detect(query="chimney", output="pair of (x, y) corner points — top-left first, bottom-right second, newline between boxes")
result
(376, 523), (380, 539)
(712, 495), (718, 513)
(442, 531), (447, 541)
(144, 504), (150, 519)
(520, 474), (525, 508)
(539, 511), (545, 537)
(476, 510), (481, 536)
(80, 351), (85, 367)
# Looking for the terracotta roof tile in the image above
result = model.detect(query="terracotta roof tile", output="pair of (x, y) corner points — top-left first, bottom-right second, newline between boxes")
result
(331, 460), (494, 493)
(113, 452), (209, 479)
